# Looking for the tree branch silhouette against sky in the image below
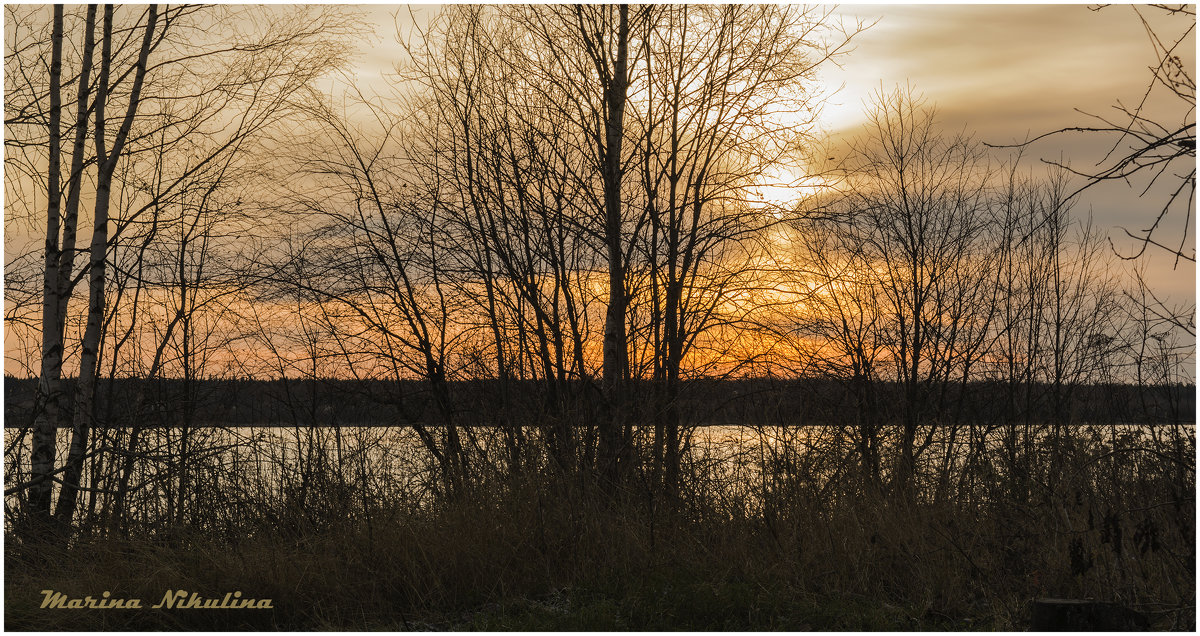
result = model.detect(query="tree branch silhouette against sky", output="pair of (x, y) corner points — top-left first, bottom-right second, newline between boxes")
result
(4, 3), (1195, 379)
(359, 3), (1196, 296)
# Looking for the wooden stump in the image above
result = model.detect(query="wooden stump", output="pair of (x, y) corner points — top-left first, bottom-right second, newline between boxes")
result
(1030, 598), (1149, 631)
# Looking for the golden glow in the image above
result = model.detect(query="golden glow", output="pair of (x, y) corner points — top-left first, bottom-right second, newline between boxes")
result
(6, 5), (1194, 382)
(751, 167), (832, 213)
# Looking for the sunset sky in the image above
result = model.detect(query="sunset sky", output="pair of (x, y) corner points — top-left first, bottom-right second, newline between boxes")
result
(6, 3), (1194, 298)
(3, 4), (1194, 378)
(353, 3), (1196, 299)
(823, 4), (1195, 299)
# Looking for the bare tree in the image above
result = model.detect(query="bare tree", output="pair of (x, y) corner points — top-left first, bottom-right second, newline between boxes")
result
(4, 4), (359, 532)
(268, 91), (480, 496)
(497, 4), (654, 486)
(835, 88), (996, 496)
(634, 4), (859, 497)
(792, 217), (887, 490)
(1013, 4), (1195, 264)
(6, 4), (99, 527)
(406, 6), (602, 477)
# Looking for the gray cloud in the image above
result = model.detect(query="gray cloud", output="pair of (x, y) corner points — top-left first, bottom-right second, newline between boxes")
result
(821, 4), (1195, 298)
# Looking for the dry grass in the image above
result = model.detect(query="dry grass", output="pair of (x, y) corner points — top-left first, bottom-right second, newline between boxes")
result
(5, 423), (1194, 630)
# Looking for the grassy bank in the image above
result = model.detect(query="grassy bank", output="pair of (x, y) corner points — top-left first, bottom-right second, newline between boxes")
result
(7, 422), (1194, 630)
(8, 486), (1194, 628)
(0, 507), (1057, 630)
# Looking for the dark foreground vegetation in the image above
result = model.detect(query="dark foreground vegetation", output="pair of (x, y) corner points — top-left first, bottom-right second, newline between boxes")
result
(4, 400), (1195, 628)
(6, 416), (1196, 630)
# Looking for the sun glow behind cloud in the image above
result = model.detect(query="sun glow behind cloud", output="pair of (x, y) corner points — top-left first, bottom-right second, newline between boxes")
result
(5, 4), (1193, 379)
(804, 4), (1196, 301)
(751, 168), (832, 213)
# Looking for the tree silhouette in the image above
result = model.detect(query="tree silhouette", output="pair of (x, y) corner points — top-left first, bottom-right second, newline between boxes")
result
(1012, 4), (1195, 264)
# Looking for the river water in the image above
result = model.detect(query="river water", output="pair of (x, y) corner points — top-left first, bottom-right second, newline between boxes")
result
(4, 421), (1193, 526)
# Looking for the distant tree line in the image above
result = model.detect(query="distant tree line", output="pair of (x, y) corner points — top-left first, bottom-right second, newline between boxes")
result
(4, 375), (1193, 432)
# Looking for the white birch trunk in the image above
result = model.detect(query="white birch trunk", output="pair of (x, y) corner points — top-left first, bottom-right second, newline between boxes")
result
(56, 5), (158, 525)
